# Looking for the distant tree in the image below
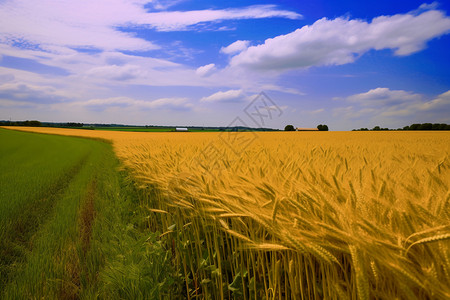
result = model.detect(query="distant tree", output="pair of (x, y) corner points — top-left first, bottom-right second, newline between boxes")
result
(23, 120), (41, 127)
(355, 123), (449, 131)
(409, 124), (420, 130)
(284, 125), (295, 131)
(437, 123), (447, 130)
(66, 122), (83, 127)
(419, 123), (432, 130)
(317, 124), (329, 131)
(400, 123), (450, 130)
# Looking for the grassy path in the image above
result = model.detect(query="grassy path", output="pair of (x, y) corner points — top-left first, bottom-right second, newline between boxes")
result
(0, 128), (178, 299)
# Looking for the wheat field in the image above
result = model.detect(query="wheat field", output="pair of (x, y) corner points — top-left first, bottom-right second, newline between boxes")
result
(7, 127), (450, 299)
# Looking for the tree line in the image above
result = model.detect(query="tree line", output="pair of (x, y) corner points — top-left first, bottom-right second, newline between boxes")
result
(284, 124), (329, 131)
(0, 120), (84, 128)
(0, 120), (42, 127)
(402, 123), (450, 130)
(353, 123), (450, 131)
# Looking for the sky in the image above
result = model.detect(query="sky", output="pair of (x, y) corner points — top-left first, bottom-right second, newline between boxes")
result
(0, 0), (449, 130)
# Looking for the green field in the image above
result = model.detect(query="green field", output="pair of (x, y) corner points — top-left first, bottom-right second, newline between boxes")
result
(0, 128), (179, 299)
(94, 127), (175, 132)
(94, 127), (222, 132)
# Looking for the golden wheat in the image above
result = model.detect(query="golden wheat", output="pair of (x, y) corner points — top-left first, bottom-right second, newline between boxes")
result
(7, 126), (450, 299)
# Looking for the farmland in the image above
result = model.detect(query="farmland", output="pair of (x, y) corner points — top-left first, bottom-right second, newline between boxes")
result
(94, 127), (222, 132)
(0, 128), (179, 298)
(2, 126), (450, 299)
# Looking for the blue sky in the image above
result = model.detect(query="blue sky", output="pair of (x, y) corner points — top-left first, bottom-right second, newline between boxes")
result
(0, 0), (449, 130)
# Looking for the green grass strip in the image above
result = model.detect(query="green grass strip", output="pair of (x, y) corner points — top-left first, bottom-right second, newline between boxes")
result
(0, 128), (180, 299)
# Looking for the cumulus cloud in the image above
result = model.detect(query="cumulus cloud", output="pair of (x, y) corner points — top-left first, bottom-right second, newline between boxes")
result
(200, 89), (245, 103)
(346, 88), (422, 106)
(334, 88), (450, 123)
(230, 7), (450, 71)
(221, 40), (250, 55)
(0, 1), (303, 99)
(196, 64), (216, 77)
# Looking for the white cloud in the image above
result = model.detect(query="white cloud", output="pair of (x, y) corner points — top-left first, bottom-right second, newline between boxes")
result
(0, 2), (301, 53)
(75, 96), (192, 111)
(149, 97), (192, 109)
(200, 89), (244, 103)
(417, 90), (450, 112)
(0, 0), (157, 51)
(346, 87), (422, 106)
(151, 0), (188, 10)
(0, 1), (304, 99)
(259, 84), (305, 95)
(221, 40), (250, 55)
(196, 64), (216, 77)
(0, 82), (69, 103)
(414, 2), (440, 13)
(138, 5), (302, 31)
(311, 108), (324, 114)
(333, 88), (450, 124)
(230, 8), (450, 71)
(86, 64), (147, 81)
(0, 46), (237, 96)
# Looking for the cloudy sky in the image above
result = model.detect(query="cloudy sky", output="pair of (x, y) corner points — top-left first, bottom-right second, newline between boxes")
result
(0, 0), (449, 130)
